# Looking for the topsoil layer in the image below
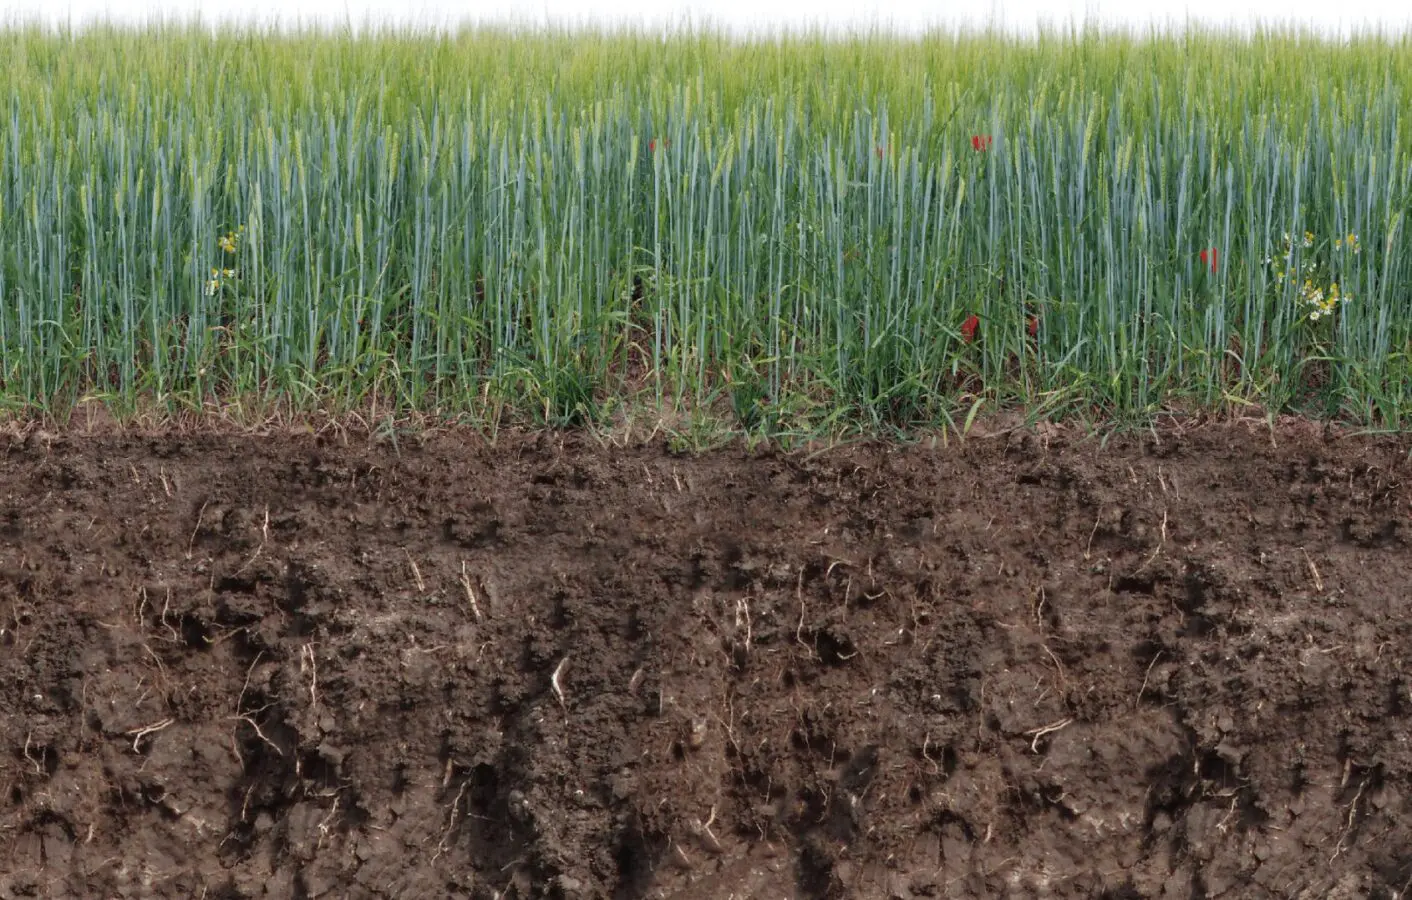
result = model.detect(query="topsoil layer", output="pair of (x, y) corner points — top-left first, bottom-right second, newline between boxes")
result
(2, 421), (1411, 899)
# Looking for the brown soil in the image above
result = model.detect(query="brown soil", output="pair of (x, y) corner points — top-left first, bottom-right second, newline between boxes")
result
(3, 421), (1412, 899)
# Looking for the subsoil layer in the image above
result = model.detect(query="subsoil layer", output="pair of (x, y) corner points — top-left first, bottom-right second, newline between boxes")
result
(3, 421), (1412, 898)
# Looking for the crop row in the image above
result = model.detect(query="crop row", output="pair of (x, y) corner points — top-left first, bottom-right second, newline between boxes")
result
(2, 25), (1410, 429)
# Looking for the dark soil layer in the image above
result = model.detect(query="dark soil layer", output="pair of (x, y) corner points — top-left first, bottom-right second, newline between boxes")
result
(3, 422), (1412, 898)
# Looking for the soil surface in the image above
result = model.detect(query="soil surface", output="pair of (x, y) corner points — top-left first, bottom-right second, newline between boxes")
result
(3, 421), (1412, 898)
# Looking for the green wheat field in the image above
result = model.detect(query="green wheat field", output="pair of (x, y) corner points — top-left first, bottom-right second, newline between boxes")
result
(2, 24), (1410, 435)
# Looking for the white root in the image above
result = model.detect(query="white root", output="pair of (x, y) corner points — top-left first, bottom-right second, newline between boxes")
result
(301, 643), (319, 709)
(461, 561), (483, 622)
(405, 549), (426, 593)
(1023, 717), (1073, 753)
(551, 656), (569, 708)
(126, 718), (174, 753)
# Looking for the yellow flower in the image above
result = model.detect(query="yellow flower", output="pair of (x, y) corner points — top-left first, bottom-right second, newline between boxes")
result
(1302, 231), (1315, 248)
(217, 227), (244, 254)
(207, 265), (238, 294)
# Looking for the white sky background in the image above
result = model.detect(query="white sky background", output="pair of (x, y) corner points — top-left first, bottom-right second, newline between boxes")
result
(2, 0), (1410, 36)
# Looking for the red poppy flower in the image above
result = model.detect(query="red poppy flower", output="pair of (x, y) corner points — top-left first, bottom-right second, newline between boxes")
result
(971, 134), (993, 152)
(1027, 315), (1039, 338)
(649, 138), (670, 153)
(876, 145), (886, 159)
(961, 313), (980, 343)
(1199, 247), (1219, 274)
